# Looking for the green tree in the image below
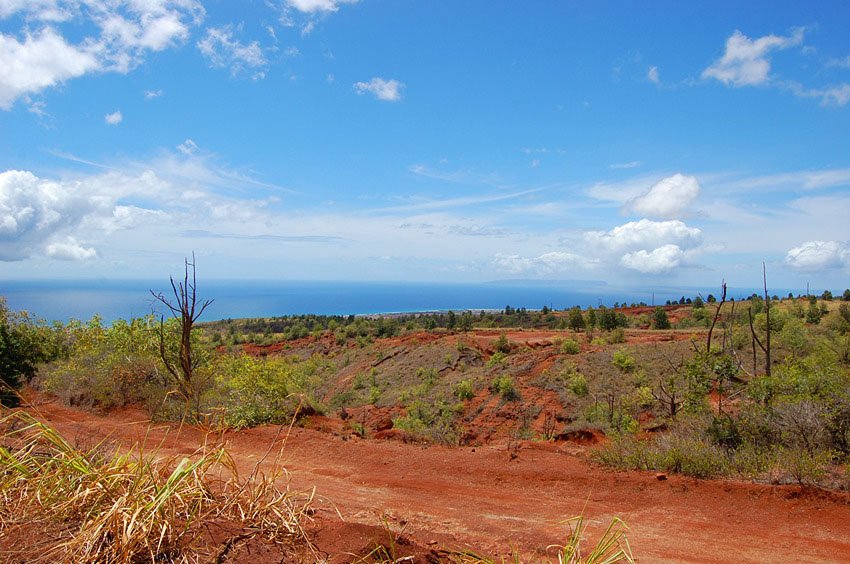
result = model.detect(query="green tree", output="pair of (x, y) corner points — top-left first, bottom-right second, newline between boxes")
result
(806, 301), (822, 325)
(585, 306), (597, 329)
(652, 307), (671, 329)
(568, 306), (586, 332)
(446, 310), (456, 330)
(0, 299), (54, 406)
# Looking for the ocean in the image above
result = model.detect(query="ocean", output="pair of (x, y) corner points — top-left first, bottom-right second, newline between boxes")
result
(1, 279), (709, 323)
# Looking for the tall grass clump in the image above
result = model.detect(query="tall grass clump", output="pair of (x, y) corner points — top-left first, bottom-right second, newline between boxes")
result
(0, 410), (314, 562)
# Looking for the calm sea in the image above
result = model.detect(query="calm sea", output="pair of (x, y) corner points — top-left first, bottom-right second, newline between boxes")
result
(1, 279), (709, 323)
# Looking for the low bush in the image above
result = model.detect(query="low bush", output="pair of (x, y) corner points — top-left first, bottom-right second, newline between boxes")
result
(455, 379), (475, 400)
(561, 339), (581, 355)
(490, 374), (519, 401)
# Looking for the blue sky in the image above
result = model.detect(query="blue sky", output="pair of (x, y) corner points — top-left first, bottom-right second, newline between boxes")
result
(1, 0), (850, 292)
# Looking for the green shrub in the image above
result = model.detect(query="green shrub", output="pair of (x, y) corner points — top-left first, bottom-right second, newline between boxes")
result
(596, 433), (728, 479)
(494, 333), (511, 354)
(612, 350), (636, 373)
(1, 300), (64, 406)
(567, 372), (588, 397)
(392, 399), (464, 444)
(486, 351), (507, 368)
(38, 315), (165, 411)
(777, 447), (833, 485)
(214, 355), (317, 428)
(561, 339), (581, 355)
(490, 375), (519, 401)
(454, 379), (475, 400)
(607, 328), (626, 344)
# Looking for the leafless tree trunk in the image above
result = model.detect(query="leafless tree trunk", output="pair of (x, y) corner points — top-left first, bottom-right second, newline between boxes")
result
(706, 281), (727, 353)
(746, 263), (773, 378)
(763, 262), (771, 377)
(150, 253), (214, 414)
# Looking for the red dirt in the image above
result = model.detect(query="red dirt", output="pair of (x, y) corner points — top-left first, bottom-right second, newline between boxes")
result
(20, 394), (850, 563)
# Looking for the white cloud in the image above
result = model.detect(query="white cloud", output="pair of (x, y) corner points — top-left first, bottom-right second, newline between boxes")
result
(493, 251), (591, 275)
(702, 28), (803, 87)
(785, 240), (849, 271)
(647, 66), (659, 84)
(177, 138), (199, 155)
(620, 244), (684, 274)
(354, 77), (404, 102)
(0, 1), (204, 109)
(285, 0), (358, 14)
(0, 27), (99, 110)
(104, 109), (122, 125)
(0, 169), (106, 260)
(44, 237), (97, 261)
(143, 88), (163, 99)
(714, 167), (850, 192)
(197, 25), (267, 76)
(827, 56), (850, 69)
(788, 82), (850, 107)
(623, 173), (700, 219)
(609, 161), (641, 170)
(585, 219), (703, 253)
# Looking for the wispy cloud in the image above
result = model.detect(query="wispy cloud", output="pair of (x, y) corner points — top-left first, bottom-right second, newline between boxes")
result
(354, 77), (404, 101)
(181, 230), (346, 243)
(197, 25), (267, 77)
(647, 66), (660, 84)
(368, 186), (551, 214)
(609, 161), (641, 170)
(703, 28), (804, 87)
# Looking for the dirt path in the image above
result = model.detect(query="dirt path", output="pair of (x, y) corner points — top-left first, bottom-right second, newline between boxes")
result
(24, 397), (850, 563)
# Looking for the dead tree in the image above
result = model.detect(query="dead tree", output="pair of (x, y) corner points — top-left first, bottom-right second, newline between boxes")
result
(706, 280), (727, 353)
(747, 262), (772, 377)
(150, 253), (214, 413)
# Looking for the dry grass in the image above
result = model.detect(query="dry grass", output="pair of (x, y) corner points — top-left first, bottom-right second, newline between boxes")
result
(0, 410), (315, 562)
(359, 513), (633, 564)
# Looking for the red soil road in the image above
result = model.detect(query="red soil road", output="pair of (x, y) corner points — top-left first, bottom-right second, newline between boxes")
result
(23, 396), (850, 563)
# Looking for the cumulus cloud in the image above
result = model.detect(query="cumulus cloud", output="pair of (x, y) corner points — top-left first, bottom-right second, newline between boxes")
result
(0, 27), (99, 109)
(493, 252), (591, 275)
(0, 169), (105, 260)
(623, 173), (700, 219)
(104, 109), (122, 125)
(44, 237), (97, 261)
(584, 219), (702, 253)
(197, 25), (266, 76)
(702, 28), (803, 87)
(0, 0), (204, 109)
(785, 240), (849, 271)
(582, 219), (706, 275)
(354, 77), (404, 101)
(647, 66), (659, 84)
(620, 244), (684, 274)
